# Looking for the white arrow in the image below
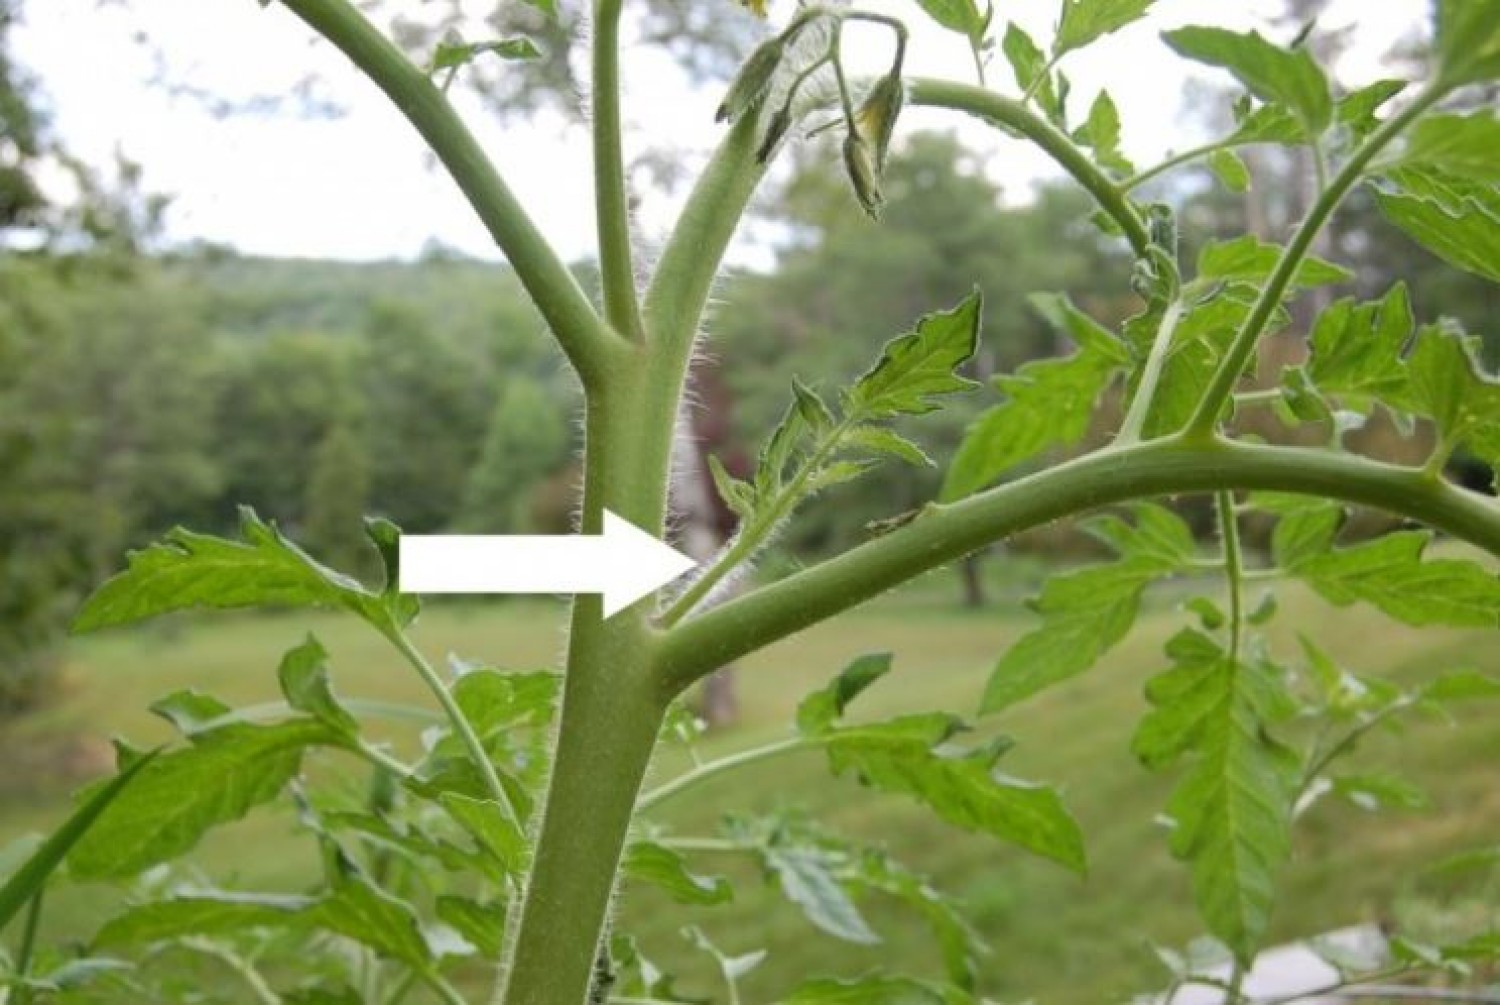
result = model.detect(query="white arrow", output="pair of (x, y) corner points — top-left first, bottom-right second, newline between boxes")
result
(397, 510), (699, 618)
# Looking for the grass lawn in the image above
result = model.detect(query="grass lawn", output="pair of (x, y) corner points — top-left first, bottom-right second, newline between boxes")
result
(1, 565), (1496, 1003)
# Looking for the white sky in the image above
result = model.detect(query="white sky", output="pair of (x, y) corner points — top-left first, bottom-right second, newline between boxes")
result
(13, 0), (1428, 263)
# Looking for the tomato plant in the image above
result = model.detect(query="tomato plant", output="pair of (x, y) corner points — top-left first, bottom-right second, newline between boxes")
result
(3, 1), (1499, 1003)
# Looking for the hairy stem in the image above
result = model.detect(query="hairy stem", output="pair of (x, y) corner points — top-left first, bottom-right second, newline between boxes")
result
(662, 415), (855, 626)
(1183, 84), (1448, 437)
(277, 0), (625, 387)
(592, 0), (643, 341)
(657, 438), (1500, 689)
(495, 384), (677, 1005)
(907, 78), (1151, 255)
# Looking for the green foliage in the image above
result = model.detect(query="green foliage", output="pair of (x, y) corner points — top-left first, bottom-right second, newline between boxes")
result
(943, 294), (1128, 500)
(73, 508), (414, 635)
(796, 654), (1084, 873)
(66, 718), (344, 880)
(1162, 25), (1332, 136)
(0, 751), (157, 930)
(981, 504), (1195, 712)
(11, 1), (1500, 1003)
(1053, 0), (1154, 57)
(1372, 167), (1500, 284)
(1134, 629), (1297, 962)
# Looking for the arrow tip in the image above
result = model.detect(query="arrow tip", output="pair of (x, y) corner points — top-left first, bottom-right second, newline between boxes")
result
(600, 510), (699, 618)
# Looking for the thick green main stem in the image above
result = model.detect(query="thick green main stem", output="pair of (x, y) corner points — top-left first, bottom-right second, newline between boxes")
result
(277, 0), (624, 387)
(658, 439), (1500, 687)
(495, 381), (675, 1005)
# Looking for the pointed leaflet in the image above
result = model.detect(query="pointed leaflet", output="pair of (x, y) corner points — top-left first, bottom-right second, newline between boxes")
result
(1302, 284), (1413, 414)
(840, 426), (933, 468)
(623, 841), (733, 907)
(796, 652), (894, 736)
(0, 751), (158, 931)
(277, 634), (359, 737)
(1380, 113), (1500, 184)
(1196, 236), (1352, 288)
(1435, 0), (1500, 86)
(824, 718), (1085, 871)
(982, 504), (1196, 713)
(304, 869), (433, 968)
(74, 507), (406, 633)
(1054, 0), (1155, 57)
(909, 0), (987, 41)
(1207, 149), (1251, 193)
(1076, 90), (1134, 176)
(942, 293), (1127, 499)
(439, 793), (528, 878)
(1003, 23), (1063, 123)
(1286, 529), (1500, 628)
(1405, 322), (1500, 472)
(1163, 26), (1332, 135)
(764, 844), (879, 944)
(67, 720), (343, 880)
(1371, 166), (1500, 284)
(844, 291), (981, 419)
(1133, 629), (1298, 962)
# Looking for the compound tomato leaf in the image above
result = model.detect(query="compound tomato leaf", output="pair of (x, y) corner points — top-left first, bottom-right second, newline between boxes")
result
(68, 721), (340, 880)
(1134, 630), (1298, 963)
(74, 507), (392, 634)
